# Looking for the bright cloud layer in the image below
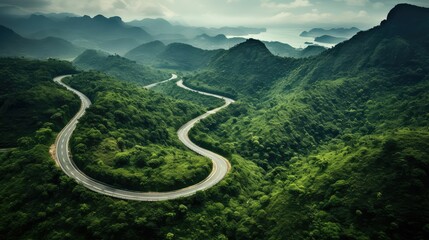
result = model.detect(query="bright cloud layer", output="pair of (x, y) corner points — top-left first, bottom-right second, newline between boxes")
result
(0, 0), (428, 28)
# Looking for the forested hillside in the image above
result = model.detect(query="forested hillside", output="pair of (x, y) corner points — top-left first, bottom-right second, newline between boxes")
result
(0, 58), (79, 147)
(125, 42), (223, 71)
(186, 4), (429, 239)
(0, 58), (266, 240)
(1, 3), (428, 240)
(73, 49), (169, 85)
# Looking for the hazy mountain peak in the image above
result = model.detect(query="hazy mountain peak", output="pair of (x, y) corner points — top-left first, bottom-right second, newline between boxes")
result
(209, 38), (277, 73)
(28, 14), (51, 21)
(93, 14), (108, 21)
(146, 40), (165, 46)
(92, 14), (124, 25)
(141, 18), (172, 26)
(109, 16), (123, 23)
(231, 38), (270, 54)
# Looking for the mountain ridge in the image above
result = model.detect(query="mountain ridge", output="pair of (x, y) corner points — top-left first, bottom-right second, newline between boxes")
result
(0, 14), (153, 54)
(125, 41), (222, 71)
(73, 49), (168, 84)
(0, 25), (83, 59)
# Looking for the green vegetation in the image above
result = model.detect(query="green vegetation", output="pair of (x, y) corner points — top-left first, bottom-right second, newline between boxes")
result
(151, 79), (224, 110)
(64, 72), (212, 191)
(0, 59), (266, 240)
(1, 4), (429, 240)
(183, 4), (429, 239)
(125, 42), (223, 71)
(264, 130), (429, 239)
(73, 49), (169, 85)
(186, 39), (303, 99)
(0, 58), (79, 147)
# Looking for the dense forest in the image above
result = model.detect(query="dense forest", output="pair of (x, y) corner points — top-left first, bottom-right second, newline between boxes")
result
(0, 58), (267, 240)
(64, 72), (213, 191)
(0, 58), (79, 147)
(0, 3), (428, 240)
(186, 3), (429, 239)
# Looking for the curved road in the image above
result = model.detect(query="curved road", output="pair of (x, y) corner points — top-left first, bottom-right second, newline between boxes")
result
(53, 74), (234, 201)
(144, 74), (177, 89)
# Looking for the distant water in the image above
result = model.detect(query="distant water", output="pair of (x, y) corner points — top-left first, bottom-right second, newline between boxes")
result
(227, 27), (335, 49)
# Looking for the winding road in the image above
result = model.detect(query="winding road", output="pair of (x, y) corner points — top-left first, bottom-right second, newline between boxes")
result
(53, 74), (234, 201)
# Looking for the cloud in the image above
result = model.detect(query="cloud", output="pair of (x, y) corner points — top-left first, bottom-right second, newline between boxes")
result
(357, 10), (367, 17)
(3, 0), (429, 29)
(0, 0), (50, 8)
(113, 0), (126, 9)
(261, 0), (312, 9)
(372, 2), (384, 9)
(267, 10), (331, 24)
(44, 0), (176, 19)
(334, 0), (367, 6)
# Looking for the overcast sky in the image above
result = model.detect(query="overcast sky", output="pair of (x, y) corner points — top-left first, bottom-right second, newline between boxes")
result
(1, 0), (429, 28)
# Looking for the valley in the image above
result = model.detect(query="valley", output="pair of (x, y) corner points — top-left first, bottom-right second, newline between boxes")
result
(0, 2), (428, 240)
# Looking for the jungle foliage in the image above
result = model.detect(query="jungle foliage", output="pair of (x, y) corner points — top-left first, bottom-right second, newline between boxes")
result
(1, 4), (429, 240)
(185, 4), (429, 239)
(64, 72), (214, 191)
(0, 58), (79, 147)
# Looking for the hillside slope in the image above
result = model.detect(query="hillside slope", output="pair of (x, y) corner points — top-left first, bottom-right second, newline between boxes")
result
(187, 4), (429, 239)
(73, 49), (169, 85)
(125, 42), (222, 71)
(0, 58), (79, 147)
(187, 39), (302, 98)
(0, 25), (83, 59)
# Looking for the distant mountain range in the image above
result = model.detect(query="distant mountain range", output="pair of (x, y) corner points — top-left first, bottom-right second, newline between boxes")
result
(0, 25), (83, 59)
(300, 27), (361, 45)
(300, 27), (360, 38)
(128, 18), (266, 38)
(174, 33), (326, 57)
(314, 35), (348, 44)
(0, 13), (152, 55)
(0, 12), (328, 58)
(188, 4), (429, 98)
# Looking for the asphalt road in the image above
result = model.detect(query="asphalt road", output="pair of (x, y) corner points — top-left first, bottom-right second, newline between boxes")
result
(144, 74), (177, 89)
(53, 74), (233, 201)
